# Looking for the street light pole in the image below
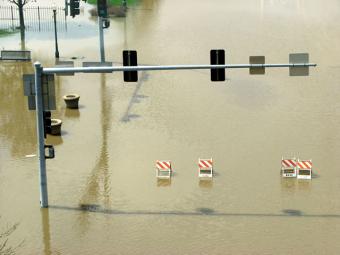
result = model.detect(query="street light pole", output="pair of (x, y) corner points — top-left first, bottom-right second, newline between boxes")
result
(53, 9), (60, 59)
(99, 16), (105, 63)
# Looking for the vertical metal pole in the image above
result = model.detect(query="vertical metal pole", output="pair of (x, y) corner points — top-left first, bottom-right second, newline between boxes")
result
(53, 9), (60, 58)
(65, 7), (68, 31)
(64, 0), (68, 16)
(11, 6), (14, 30)
(99, 16), (105, 63)
(34, 62), (49, 208)
(38, 6), (41, 32)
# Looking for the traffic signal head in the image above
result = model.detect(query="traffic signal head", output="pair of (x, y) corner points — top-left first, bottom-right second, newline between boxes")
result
(70, 0), (80, 18)
(123, 50), (138, 82)
(103, 19), (110, 29)
(43, 111), (52, 138)
(97, 0), (108, 18)
(210, 49), (225, 81)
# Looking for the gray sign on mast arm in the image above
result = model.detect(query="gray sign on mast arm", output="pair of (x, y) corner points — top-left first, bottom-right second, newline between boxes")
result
(23, 74), (56, 110)
(249, 53), (313, 76)
(249, 56), (265, 75)
(289, 53), (310, 76)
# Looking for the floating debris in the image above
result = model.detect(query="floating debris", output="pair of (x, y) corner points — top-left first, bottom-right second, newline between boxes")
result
(25, 154), (36, 158)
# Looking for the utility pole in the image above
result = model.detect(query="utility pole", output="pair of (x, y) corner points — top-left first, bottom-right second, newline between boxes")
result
(34, 62), (49, 208)
(99, 16), (105, 63)
(53, 9), (60, 59)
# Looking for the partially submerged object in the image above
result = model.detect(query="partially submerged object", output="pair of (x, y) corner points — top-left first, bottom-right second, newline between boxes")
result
(297, 159), (312, 180)
(50, 119), (62, 135)
(281, 157), (297, 178)
(198, 158), (213, 178)
(156, 160), (172, 179)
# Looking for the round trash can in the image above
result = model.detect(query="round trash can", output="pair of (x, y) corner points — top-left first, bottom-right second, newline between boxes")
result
(63, 94), (80, 109)
(50, 119), (62, 135)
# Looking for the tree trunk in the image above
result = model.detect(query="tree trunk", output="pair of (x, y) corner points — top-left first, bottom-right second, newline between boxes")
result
(20, 26), (25, 50)
(18, 0), (25, 29)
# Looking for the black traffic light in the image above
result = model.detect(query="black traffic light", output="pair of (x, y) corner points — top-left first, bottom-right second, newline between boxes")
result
(97, 0), (108, 18)
(123, 50), (138, 82)
(70, 0), (80, 18)
(210, 49), (225, 81)
(43, 111), (52, 138)
(103, 19), (110, 29)
(44, 145), (55, 159)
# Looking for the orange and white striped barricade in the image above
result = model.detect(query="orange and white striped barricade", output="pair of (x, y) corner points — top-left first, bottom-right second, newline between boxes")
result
(297, 159), (312, 180)
(281, 157), (297, 178)
(198, 158), (213, 178)
(156, 160), (172, 179)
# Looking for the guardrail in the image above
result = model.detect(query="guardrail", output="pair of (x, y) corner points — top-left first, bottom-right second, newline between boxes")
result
(0, 50), (31, 61)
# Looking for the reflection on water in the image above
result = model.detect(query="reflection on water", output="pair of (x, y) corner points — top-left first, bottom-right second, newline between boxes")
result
(78, 73), (112, 211)
(196, 207), (215, 215)
(297, 179), (312, 192)
(0, 63), (36, 158)
(46, 135), (63, 146)
(121, 71), (149, 122)
(199, 179), (213, 189)
(64, 108), (81, 118)
(157, 178), (171, 187)
(282, 209), (303, 216)
(281, 178), (296, 193)
(41, 209), (52, 255)
(281, 178), (312, 193)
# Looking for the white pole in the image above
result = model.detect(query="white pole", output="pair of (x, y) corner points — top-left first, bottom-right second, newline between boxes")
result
(34, 62), (49, 208)
(43, 63), (317, 74)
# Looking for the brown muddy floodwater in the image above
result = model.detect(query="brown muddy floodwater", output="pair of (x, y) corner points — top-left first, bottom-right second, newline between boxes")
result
(1, 0), (340, 254)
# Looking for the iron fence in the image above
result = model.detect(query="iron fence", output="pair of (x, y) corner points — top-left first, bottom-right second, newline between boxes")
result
(0, 5), (67, 31)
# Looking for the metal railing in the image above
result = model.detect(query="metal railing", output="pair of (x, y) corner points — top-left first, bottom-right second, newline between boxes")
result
(0, 5), (67, 31)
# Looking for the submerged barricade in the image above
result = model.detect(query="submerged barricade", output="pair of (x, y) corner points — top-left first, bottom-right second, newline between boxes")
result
(281, 157), (312, 179)
(155, 158), (214, 179)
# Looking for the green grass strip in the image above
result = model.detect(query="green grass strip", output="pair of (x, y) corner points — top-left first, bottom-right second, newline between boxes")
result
(87, 0), (137, 5)
(0, 29), (17, 37)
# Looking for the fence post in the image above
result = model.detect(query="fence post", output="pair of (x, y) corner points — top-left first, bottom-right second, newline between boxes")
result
(11, 6), (14, 30)
(38, 6), (41, 31)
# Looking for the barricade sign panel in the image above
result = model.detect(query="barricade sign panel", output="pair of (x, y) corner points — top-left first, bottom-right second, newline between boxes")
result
(281, 157), (297, 178)
(156, 160), (172, 179)
(297, 159), (312, 180)
(198, 158), (213, 178)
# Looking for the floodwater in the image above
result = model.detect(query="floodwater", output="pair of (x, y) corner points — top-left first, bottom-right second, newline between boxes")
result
(1, 0), (340, 254)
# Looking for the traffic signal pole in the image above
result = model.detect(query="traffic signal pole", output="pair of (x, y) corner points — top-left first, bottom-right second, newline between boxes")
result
(99, 16), (105, 62)
(33, 57), (316, 207)
(43, 62), (316, 74)
(34, 62), (49, 208)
